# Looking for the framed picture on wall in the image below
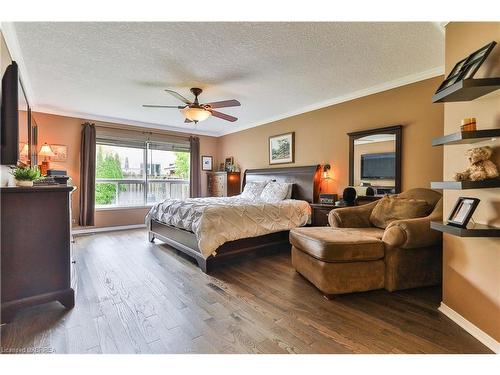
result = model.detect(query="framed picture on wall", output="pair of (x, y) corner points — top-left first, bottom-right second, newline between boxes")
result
(201, 155), (213, 171)
(269, 132), (295, 164)
(50, 144), (68, 162)
(447, 197), (480, 228)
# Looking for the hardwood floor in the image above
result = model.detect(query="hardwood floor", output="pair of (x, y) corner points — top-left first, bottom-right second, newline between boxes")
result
(0, 229), (492, 354)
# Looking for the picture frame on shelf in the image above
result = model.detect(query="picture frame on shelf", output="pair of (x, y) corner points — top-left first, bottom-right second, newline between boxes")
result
(447, 197), (480, 228)
(269, 132), (295, 165)
(435, 41), (497, 94)
(201, 155), (213, 171)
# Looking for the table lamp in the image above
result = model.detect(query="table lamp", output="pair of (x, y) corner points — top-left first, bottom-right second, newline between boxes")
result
(39, 143), (55, 176)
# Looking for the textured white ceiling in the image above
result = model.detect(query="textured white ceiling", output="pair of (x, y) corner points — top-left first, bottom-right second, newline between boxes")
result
(10, 22), (444, 136)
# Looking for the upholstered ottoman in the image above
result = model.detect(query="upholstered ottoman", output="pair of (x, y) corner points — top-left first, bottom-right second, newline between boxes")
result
(290, 227), (385, 298)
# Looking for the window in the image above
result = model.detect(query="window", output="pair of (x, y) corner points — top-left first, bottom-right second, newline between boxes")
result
(95, 133), (190, 209)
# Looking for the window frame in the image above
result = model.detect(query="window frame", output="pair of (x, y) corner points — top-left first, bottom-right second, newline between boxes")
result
(95, 139), (190, 210)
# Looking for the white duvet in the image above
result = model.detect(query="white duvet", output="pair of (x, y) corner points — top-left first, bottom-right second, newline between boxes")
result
(145, 196), (311, 258)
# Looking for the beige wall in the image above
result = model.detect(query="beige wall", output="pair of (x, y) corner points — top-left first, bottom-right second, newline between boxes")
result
(218, 76), (444, 194)
(442, 22), (500, 342)
(32, 111), (219, 228)
(353, 140), (395, 187)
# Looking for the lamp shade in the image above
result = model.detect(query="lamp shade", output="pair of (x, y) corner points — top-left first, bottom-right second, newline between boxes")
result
(20, 143), (29, 157)
(39, 143), (55, 157)
(182, 107), (211, 122)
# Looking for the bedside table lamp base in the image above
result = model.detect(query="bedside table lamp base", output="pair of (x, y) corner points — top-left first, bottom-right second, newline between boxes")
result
(40, 160), (49, 176)
(38, 143), (55, 176)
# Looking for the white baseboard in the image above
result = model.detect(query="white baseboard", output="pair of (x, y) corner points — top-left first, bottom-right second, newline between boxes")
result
(72, 224), (146, 235)
(439, 302), (500, 353)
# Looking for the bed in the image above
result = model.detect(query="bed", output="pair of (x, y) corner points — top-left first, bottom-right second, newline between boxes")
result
(147, 165), (320, 272)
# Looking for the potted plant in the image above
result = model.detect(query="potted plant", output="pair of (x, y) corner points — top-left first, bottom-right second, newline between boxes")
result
(11, 165), (41, 187)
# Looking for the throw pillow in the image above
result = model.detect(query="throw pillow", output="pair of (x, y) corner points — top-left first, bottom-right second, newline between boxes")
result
(240, 181), (268, 200)
(260, 181), (290, 202)
(369, 196), (432, 229)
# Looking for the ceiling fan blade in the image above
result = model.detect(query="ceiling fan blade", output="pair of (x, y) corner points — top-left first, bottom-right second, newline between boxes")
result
(164, 89), (192, 105)
(210, 110), (238, 122)
(184, 118), (193, 123)
(203, 99), (241, 109)
(142, 104), (185, 108)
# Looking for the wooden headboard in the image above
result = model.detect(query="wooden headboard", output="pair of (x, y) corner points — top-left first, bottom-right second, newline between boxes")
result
(243, 165), (321, 203)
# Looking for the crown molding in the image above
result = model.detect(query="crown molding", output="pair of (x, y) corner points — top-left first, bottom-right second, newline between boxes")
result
(1, 22), (36, 106)
(34, 66), (444, 138)
(33, 107), (218, 137)
(216, 65), (444, 136)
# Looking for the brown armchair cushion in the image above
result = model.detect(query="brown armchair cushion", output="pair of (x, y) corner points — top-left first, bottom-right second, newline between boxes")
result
(289, 227), (384, 262)
(369, 196), (432, 229)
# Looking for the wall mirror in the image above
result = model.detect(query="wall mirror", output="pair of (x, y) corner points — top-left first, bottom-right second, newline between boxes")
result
(29, 112), (38, 166)
(17, 79), (29, 164)
(348, 125), (402, 194)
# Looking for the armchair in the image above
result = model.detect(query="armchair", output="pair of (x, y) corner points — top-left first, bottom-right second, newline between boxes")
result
(328, 188), (443, 291)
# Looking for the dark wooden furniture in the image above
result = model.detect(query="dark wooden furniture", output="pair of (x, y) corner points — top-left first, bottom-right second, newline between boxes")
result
(348, 125), (403, 194)
(149, 165), (321, 272)
(356, 195), (382, 205)
(429, 123), (500, 237)
(431, 176), (500, 191)
(431, 221), (500, 238)
(431, 128), (500, 190)
(432, 128), (500, 146)
(310, 203), (335, 227)
(1, 186), (75, 323)
(432, 77), (500, 103)
(206, 171), (241, 197)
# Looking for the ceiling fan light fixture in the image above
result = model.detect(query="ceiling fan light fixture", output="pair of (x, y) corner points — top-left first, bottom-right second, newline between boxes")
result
(181, 107), (211, 122)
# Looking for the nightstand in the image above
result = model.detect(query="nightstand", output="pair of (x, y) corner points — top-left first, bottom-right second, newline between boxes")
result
(310, 203), (336, 227)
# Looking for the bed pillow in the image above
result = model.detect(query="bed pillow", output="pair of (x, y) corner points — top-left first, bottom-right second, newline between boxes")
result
(240, 181), (269, 200)
(260, 181), (290, 202)
(369, 196), (433, 229)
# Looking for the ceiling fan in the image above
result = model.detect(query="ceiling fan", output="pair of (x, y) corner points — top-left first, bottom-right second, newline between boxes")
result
(143, 87), (241, 124)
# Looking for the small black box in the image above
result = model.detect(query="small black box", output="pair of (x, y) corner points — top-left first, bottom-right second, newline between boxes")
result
(47, 169), (67, 176)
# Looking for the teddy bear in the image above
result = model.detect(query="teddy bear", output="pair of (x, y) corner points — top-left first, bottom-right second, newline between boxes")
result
(453, 146), (499, 182)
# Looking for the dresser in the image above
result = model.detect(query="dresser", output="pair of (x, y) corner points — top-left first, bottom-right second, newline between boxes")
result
(206, 171), (241, 197)
(1, 185), (75, 323)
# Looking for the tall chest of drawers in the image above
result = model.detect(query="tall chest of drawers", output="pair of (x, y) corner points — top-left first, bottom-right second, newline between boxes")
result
(0, 186), (75, 323)
(206, 171), (241, 197)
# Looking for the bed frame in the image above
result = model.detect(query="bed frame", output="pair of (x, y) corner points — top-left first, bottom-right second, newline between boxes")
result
(149, 165), (321, 273)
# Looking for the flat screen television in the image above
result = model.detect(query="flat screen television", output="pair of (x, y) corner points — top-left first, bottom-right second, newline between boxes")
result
(361, 152), (395, 180)
(1, 61), (19, 165)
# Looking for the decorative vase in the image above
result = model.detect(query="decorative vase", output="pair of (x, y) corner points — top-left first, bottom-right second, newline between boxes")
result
(16, 179), (34, 187)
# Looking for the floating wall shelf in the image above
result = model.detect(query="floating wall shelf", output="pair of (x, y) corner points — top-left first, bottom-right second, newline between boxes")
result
(432, 128), (500, 146)
(431, 178), (500, 190)
(432, 77), (500, 103)
(431, 221), (500, 238)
